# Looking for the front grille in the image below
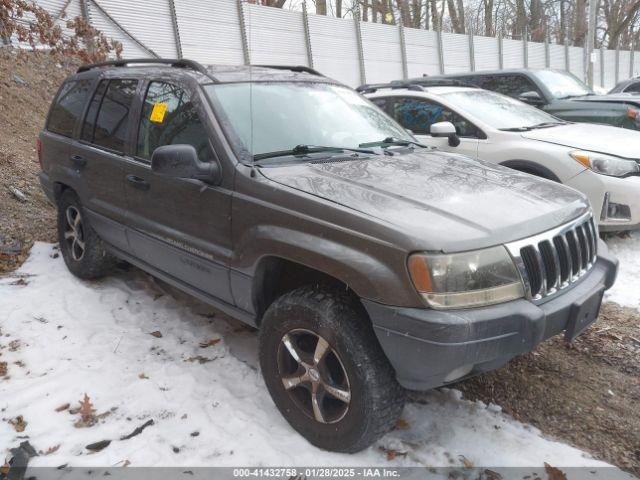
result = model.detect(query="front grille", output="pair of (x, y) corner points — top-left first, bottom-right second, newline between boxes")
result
(506, 214), (598, 300)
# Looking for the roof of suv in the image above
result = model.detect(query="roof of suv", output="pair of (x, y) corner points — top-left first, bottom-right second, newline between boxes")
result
(72, 58), (339, 85)
(410, 68), (556, 80)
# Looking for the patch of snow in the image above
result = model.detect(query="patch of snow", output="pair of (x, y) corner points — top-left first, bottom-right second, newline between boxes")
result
(0, 243), (618, 470)
(604, 232), (640, 309)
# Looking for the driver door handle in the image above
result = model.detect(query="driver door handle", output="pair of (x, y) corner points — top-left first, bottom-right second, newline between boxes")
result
(126, 174), (150, 191)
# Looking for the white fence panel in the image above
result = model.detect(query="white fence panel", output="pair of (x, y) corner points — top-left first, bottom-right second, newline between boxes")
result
(473, 35), (499, 71)
(244, 4), (307, 65)
(360, 22), (403, 83)
(568, 46), (584, 81)
(308, 15), (360, 87)
(527, 41), (545, 68)
(603, 49), (617, 89)
(174, 0), (244, 65)
(549, 43), (565, 70)
(404, 28), (440, 77)
(634, 53), (640, 77)
(441, 32), (469, 73)
(36, 0), (83, 38)
(86, 2), (148, 57)
(618, 50), (631, 82)
(502, 38), (523, 68)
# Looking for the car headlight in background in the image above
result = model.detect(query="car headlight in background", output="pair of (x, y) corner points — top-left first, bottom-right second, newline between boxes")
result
(570, 150), (640, 177)
(407, 246), (524, 309)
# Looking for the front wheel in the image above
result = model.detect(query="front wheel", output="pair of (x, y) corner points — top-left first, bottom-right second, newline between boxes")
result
(259, 286), (405, 453)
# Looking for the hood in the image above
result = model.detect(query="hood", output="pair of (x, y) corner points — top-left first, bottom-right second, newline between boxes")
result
(259, 151), (589, 252)
(521, 123), (640, 160)
(574, 93), (640, 106)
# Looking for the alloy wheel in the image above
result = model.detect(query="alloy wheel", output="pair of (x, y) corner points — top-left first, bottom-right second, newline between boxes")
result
(277, 329), (351, 424)
(63, 206), (86, 261)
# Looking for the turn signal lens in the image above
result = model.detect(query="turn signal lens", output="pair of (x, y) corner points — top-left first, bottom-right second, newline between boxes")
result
(627, 108), (638, 119)
(570, 151), (591, 169)
(407, 254), (433, 292)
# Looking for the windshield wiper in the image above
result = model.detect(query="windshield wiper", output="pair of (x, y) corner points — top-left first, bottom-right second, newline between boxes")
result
(498, 126), (533, 132)
(528, 121), (567, 129)
(359, 137), (428, 148)
(253, 144), (375, 162)
(500, 121), (566, 132)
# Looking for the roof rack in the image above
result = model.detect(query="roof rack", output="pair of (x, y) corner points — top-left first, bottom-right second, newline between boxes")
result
(77, 58), (209, 75)
(357, 78), (478, 93)
(253, 65), (324, 77)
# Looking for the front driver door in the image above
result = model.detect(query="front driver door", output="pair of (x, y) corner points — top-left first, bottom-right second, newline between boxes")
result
(123, 80), (234, 305)
(387, 96), (480, 159)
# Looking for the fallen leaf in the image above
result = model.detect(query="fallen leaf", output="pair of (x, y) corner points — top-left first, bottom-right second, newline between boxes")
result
(379, 446), (407, 461)
(138, 373), (149, 380)
(149, 331), (163, 338)
(482, 469), (502, 480)
(0, 361), (7, 377)
(9, 415), (26, 432)
(394, 418), (410, 430)
(85, 439), (111, 452)
(40, 444), (60, 455)
(55, 403), (70, 412)
(74, 393), (97, 428)
(120, 419), (154, 441)
(459, 455), (474, 468)
(199, 338), (221, 348)
(184, 356), (214, 364)
(544, 462), (567, 480)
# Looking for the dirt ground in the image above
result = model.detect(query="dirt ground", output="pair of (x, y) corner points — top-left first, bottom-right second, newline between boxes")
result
(0, 49), (638, 476)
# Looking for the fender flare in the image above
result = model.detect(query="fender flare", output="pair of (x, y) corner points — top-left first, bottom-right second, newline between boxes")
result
(499, 160), (561, 183)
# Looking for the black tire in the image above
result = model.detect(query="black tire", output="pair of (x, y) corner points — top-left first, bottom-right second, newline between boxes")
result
(57, 189), (115, 280)
(259, 286), (406, 453)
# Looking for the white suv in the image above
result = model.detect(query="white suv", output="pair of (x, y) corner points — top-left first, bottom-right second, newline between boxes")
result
(363, 83), (640, 232)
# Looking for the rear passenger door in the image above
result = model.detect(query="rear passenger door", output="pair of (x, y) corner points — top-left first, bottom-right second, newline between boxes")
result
(122, 80), (234, 304)
(73, 78), (139, 251)
(389, 96), (480, 158)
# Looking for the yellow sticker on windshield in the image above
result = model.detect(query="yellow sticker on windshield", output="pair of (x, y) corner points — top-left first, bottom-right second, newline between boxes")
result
(150, 102), (168, 123)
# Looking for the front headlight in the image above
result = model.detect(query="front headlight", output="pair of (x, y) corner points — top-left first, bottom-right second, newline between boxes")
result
(570, 150), (640, 177)
(407, 246), (524, 310)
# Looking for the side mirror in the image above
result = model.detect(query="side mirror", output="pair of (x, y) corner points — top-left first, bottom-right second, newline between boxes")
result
(151, 144), (220, 184)
(430, 121), (460, 147)
(518, 90), (545, 106)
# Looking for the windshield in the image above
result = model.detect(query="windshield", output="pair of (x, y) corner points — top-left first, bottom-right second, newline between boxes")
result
(442, 90), (562, 129)
(532, 70), (594, 99)
(204, 82), (411, 159)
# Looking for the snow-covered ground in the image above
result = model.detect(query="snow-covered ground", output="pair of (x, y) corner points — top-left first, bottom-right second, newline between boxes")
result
(604, 231), (640, 309)
(0, 241), (635, 474)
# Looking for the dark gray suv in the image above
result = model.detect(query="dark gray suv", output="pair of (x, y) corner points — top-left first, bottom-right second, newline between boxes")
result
(39, 59), (618, 453)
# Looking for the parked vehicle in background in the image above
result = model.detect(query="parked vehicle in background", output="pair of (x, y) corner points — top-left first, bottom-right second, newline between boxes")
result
(414, 69), (640, 131)
(39, 59), (617, 453)
(362, 82), (640, 231)
(609, 77), (640, 94)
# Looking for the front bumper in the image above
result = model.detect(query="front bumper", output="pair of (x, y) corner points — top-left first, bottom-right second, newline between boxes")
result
(566, 170), (640, 232)
(363, 242), (618, 391)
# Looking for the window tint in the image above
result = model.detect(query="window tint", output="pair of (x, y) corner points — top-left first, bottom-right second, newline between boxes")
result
(137, 82), (212, 162)
(392, 97), (479, 137)
(624, 81), (640, 93)
(371, 97), (388, 113)
(91, 79), (138, 153)
(475, 74), (538, 99)
(80, 80), (108, 142)
(47, 80), (92, 137)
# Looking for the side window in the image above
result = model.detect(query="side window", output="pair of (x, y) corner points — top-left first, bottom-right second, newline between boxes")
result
(92, 79), (138, 153)
(392, 97), (479, 137)
(479, 74), (538, 98)
(371, 97), (388, 113)
(137, 81), (213, 162)
(80, 80), (108, 142)
(47, 80), (92, 138)
(624, 81), (640, 93)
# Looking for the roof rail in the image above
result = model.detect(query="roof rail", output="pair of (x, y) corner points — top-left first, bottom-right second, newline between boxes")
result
(253, 65), (324, 77)
(356, 82), (424, 94)
(77, 58), (209, 75)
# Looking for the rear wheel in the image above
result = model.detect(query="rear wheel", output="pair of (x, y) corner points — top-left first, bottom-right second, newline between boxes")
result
(57, 190), (115, 279)
(259, 286), (405, 452)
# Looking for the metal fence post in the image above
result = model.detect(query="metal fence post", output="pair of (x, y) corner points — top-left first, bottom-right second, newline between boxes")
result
(564, 40), (570, 71)
(168, 0), (182, 59)
(354, 8), (366, 85)
(544, 35), (550, 68)
(497, 33), (503, 69)
(615, 45), (620, 83)
(600, 46), (605, 87)
(236, 0), (250, 65)
(398, 20), (408, 79)
(522, 27), (528, 68)
(302, 1), (314, 68)
(468, 29), (475, 71)
(436, 28), (445, 74)
(631, 42), (635, 77)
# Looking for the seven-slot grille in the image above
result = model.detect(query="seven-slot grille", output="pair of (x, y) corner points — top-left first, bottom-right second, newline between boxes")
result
(507, 215), (598, 300)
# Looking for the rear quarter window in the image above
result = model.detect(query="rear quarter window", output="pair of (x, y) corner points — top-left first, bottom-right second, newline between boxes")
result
(47, 80), (93, 138)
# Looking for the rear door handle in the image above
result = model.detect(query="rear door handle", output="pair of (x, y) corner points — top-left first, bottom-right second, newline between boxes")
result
(126, 174), (150, 191)
(69, 154), (86, 168)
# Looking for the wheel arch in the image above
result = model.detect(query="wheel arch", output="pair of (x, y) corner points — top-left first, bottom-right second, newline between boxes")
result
(500, 159), (561, 182)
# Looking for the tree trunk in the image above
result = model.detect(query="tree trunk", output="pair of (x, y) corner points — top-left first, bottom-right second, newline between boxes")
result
(483, 0), (493, 36)
(335, 0), (342, 18)
(315, 0), (327, 15)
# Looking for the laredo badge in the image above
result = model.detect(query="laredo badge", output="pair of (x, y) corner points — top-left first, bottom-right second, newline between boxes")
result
(150, 102), (168, 123)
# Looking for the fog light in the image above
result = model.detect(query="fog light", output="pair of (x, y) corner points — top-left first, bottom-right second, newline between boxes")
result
(601, 193), (632, 221)
(444, 364), (474, 383)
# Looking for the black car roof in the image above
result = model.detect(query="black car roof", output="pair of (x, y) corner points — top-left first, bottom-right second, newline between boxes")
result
(71, 58), (339, 86)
